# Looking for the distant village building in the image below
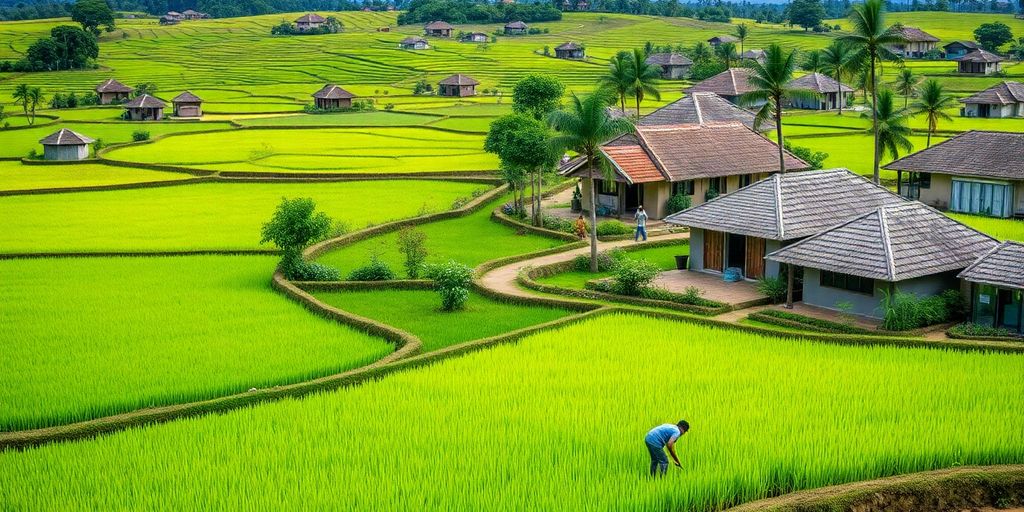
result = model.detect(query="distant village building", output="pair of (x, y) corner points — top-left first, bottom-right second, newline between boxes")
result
(181, 9), (208, 20)
(504, 21), (528, 35)
(159, 15), (180, 25)
(639, 92), (771, 132)
(95, 79), (133, 105)
(554, 42), (584, 59)
(295, 13), (326, 32)
(688, 68), (758, 106)
(740, 49), (766, 64)
(562, 0), (589, 10)
(890, 26), (939, 58)
(956, 49), (1004, 75)
(943, 40), (980, 60)
(886, 130), (1024, 218)
(312, 84), (355, 109)
(424, 21), (454, 37)
(786, 72), (854, 110)
(399, 36), (429, 49)
(645, 53), (693, 79)
(172, 91), (203, 118)
(39, 128), (93, 161)
(958, 241), (1024, 336)
(123, 94), (166, 121)
(959, 81), (1024, 118)
(166, 11), (183, 20)
(461, 32), (488, 43)
(438, 74), (479, 97)
(377, 26), (391, 32)
(707, 35), (738, 47)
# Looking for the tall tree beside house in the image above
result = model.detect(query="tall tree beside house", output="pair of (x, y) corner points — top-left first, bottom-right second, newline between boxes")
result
(548, 91), (634, 272)
(715, 41), (739, 68)
(691, 41), (712, 63)
(788, 0), (825, 30)
(973, 22), (1014, 51)
(12, 84), (30, 122)
(735, 23), (749, 56)
(70, 0), (114, 36)
(863, 89), (913, 162)
(485, 114), (557, 225)
(626, 47), (661, 117)
(511, 74), (565, 121)
(50, 26), (97, 70)
(893, 68), (918, 109)
(839, 0), (904, 185)
(821, 40), (859, 116)
(800, 49), (823, 72)
(600, 52), (632, 114)
(911, 79), (955, 148)
(26, 87), (43, 126)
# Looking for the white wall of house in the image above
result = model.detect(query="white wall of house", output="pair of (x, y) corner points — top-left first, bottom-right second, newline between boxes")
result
(43, 144), (88, 161)
(962, 102), (1023, 118)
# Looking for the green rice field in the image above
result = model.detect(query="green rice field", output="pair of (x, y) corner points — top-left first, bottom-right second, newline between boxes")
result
(1, 314), (1020, 509)
(0, 161), (192, 192)
(0, 255), (392, 431)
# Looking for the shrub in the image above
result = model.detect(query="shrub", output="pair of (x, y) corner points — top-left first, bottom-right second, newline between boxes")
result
(281, 253), (340, 281)
(880, 289), (963, 331)
(347, 256), (396, 281)
(948, 323), (1016, 339)
(753, 309), (875, 335)
(542, 215), (574, 234)
(397, 228), (428, 278)
(596, 220), (631, 237)
(131, 130), (150, 142)
(756, 276), (787, 304)
(665, 193), (692, 215)
(612, 257), (660, 296)
(425, 260), (474, 311)
(572, 248), (622, 272)
(413, 79), (433, 95)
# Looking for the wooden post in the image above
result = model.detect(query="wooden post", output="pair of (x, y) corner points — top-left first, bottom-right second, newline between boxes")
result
(896, 170), (902, 197)
(785, 263), (794, 309)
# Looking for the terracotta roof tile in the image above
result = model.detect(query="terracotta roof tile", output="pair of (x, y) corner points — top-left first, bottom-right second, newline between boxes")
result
(688, 68), (756, 97)
(600, 145), (664, 183)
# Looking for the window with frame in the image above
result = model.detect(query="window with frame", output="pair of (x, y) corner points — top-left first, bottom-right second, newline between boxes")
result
(598, 179), (619, 195)
(950, 179), (1012, 217)
(707, 177), (726, 195)
(820, 270), (874, 295)
(672, 180), (694, 196)
(739, 174), (754, 188)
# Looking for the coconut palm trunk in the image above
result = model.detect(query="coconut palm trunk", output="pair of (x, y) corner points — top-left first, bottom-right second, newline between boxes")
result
(870, 56), (880, 184)
(587, 155), (598, 272)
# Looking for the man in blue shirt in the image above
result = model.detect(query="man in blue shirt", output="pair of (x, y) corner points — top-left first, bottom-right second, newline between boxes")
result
(644, 420), (689, 477)
(634, 205), (648, 242)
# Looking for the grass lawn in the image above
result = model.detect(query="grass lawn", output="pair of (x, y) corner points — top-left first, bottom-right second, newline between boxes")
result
(536, 241), (690, 290)
(787, 132), (948, 181)
(314, 288), (573, 352)
(947, 213), (1024, 242)
(0, 161), (192, 192)
(0, 180), (486, 253)
(0, 122), (235, 158)
(2, 314), (1021, 509)
(235, 111), (438, 127)
(0, 255), (392, 432)
(316, 195), (567, 276)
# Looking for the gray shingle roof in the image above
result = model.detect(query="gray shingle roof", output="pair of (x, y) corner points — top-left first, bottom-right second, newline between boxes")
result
(665, 168), (907, 240)
(958, 241), (1024, 290)
(741, 49), (766, 60)
(424, 20), (453, 30)
(172, 91), (202, 103)
(438, 74), (479, 86)
(96, 79), (132, 93)
(295, 13), (325, 23)
(884, 130), (1024, 180)
(505, 21), (528, 29)
(401, 36), (427, 45)
(896, 26), (939, 42)
(765, 202), (998, 281)
(556, 42), (582, 50)
(788, 72), (854, 93)
(956, 49), (1004, 63)
(124, 94), (166, 108)
(639, 92), (771, 131)
(312, 84), (355, 99)
(39, 128), (94, 146)
(943, 40), (980, 51)
(645, 52), (693, 67)
(959, 81), (1024, 105)
(688, 68), (756, 97)
(708, 35), (738, 44)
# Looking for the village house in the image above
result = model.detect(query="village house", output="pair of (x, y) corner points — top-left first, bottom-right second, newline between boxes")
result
(687, 68), (758, 105)
(159, 15), (180, 25)
(171, 91), (203, 118)
(39, 128), (93, 161)
(424, 21), (453, 37)
(181, 9), (208, 20)
(740, 49), (766, 64)
(567, 122), (807, 220)
(765, 202), (998, 319)
(639, 92), (772, 132)
(461, 32), (488, 43)
(645, 53), (693, 79)
(312, 84), (355, 110)
(166, 11), (183, 20)
(707, 35), (738, 47)
(554, 42), (585, 59)
(666, 168), (904, 281)
(399, 36), (429, 50)
(958, 241), (1024, 336)
(959, 81), (1024, 118)
(95, 79), (133, 105)
(956, 49), (1004, 75)
(438, 74), (479, 97)
(504, 21), (528, 35)
(123, 94), (166, 121)
(943, 40), (980, 59)
(886, 130), (1024, 218)
(786, 72), (855, 110)
(295, 13), (326, 32)
(890, 26), (939, 58)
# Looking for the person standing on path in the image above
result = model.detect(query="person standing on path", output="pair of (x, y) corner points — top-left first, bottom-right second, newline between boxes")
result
(644, 420), (689, 477)
(634, 206), (648, 242)
(574, 214), (588, 240)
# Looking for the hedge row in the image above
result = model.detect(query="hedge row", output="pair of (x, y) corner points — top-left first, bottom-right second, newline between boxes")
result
(490, 209), (580, 242)
(747, 309), (898, 336)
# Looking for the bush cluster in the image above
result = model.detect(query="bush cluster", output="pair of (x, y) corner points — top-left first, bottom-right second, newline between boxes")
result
(397, 0), (561, 25)
(611, 257), (659, 296)
(131, 130), (150, 142)
(49, 91), (99, 109)
(596, 220), (631, 237)
(756, 276), (787, 304)
(665, 193), (691, 216)
(572, 248), (623, 272)
(303, 99), (375, 114)
(281, 253), (340, 281)
(881, 289), (965, 331)
(424, 260), (474, 311)
(348, 256), (397, 281)
(947, 322), (1017, 339)
(260, 197), (340, 281)
(270, 17), (343, 36)
(542, 215), (575, 234)
(752, 309), (875, 335)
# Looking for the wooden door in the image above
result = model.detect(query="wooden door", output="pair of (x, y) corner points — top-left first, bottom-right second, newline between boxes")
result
(744, 236), (766, 279)
(704, 230), (724, 272)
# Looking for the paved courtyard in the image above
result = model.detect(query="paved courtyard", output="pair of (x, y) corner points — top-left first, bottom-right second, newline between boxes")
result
(654, 270), (767, 307)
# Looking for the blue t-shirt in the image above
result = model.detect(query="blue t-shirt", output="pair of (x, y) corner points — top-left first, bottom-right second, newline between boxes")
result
(645, 424), (681, 447)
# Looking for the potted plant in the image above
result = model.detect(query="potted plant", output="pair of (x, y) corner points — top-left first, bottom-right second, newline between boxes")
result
(570, 183), (582, 212)
(674, 254), (689, 270)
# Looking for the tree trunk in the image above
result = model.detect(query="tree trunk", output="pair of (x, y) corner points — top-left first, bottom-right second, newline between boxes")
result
(836, 72), (844, 116)
(588, 155), (599, 273)
(870, 53), (881, 185)
(926, 129), (932, 148)
(775, 96), (786, 174)
(635, 93), (641, 118)
(620, 94), (625, 115)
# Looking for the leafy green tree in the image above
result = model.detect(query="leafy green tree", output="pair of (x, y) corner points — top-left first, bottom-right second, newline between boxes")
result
(1010, 38), (1024, 60)
(133, 82), (158, 98)
(12, 84), (30, 121)
(973, 22), (1014, 51)
(788, 0), (825, 30)
(600, 52), (632, 114)
(892, 68), (917, 109)
(626, 47), (661, 116)
(783, 141), (829, 170)
(839, 0), (904, 184)
(735, 23), (749, 56)
(863, 89), (912, 162)
(800, 49), (823, 72)
(911, 79), (954, 148)
(512, 74), (565, 121)
(50, 25), (98, 70)
(548, 91), (633, 272)
(397, 227), (428, 278)
(690, 41), (712, 63)
(424, 261), (474, 311)
(24, 37), (59, 71)
(485, 114), (557, 224)
(70, 0), (115, 36)
(821, 40), (859, 116)
(715, 41), (738, 68)
(260, 197), (335, 280)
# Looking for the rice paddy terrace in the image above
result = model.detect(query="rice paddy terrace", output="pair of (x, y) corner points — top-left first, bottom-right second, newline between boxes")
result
(1, 8), (1024, 512)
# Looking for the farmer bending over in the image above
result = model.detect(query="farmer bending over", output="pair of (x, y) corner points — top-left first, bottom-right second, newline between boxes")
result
(644, 420), (689, 477)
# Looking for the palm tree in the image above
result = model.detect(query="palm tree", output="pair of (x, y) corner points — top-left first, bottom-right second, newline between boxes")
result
(26, 87), (43, 125)
(839, 0), (905, 184)
(735, 23), (749, 56)
(800, 49), (823, 72)
(548, 91), (634, 272)
(600, 52), (632, 114)
(862, 89), (913, 163)
(691, 41), (712, 63)
(12, 84), (30, 121)
(715, 41), (739, 68)
(626, 47), (661, 117)
(821, 41), (859, 116)
(893, 68), (917, 109)
(911, 79), (954, 148)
